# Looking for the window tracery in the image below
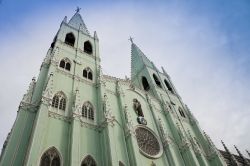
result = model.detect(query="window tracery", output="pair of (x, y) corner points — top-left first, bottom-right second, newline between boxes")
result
(40, 147), (61, 166)
(59, 58), (71, 71)
(52, 92), (66, 111)
(83, 67), (93, 80)
(81, 155), (96, 166)
(82, 101), (94, 120)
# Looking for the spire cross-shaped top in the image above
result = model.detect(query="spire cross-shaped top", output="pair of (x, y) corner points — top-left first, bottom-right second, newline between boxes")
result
(129, 36), (134, 44)
(76, 7), (81, 13)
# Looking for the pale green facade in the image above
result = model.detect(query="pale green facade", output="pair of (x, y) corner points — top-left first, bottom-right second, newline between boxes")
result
(0, 11), (226, 166)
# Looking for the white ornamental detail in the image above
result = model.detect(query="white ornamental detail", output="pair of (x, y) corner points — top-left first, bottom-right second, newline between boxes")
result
(22, 77), (36, 104)
(103, 94), (115, 126)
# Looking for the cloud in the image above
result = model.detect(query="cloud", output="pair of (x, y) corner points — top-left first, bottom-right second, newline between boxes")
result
(0, 0), (250, 157)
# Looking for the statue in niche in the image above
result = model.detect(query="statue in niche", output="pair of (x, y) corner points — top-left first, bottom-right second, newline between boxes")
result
(133, 99), (147, 125)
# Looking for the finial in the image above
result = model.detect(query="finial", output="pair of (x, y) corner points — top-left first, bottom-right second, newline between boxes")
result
(76, 6), (81, 13)
(129, 36), (134, 44)
(246, 150), (250, 158)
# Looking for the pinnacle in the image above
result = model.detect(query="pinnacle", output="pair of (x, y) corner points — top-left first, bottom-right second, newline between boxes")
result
(68, 10), (89, 35)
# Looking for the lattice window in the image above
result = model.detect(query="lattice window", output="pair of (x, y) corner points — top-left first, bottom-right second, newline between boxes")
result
(83, 67), (93, 80)
(40, 147), (61, 166)
(59, 58), (71, 71)
(52, 92), (66, 111)
(81, 155), (96, 166)
(82, 102), (94, 121)
(52, 96), (59, 108)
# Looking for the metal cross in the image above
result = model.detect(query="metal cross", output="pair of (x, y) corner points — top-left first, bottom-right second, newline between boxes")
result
(76, 7), (81, 13)
(129, 36), (134, 43)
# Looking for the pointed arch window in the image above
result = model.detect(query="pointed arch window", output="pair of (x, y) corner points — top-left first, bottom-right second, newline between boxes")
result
(81, 155), (96, 166)
(82, 102), (94, 120)
(164, 79), (174, 93)
(65, 32), (75, 46)
(142, 76), (150, 91)
(52, 92), (66, 111)
(178, 108), (186, 118)
(119, 161), (125, 166)
(84, 41), (93, 54)
(40, 147), (61, 166)
(83, 67), (93, 80)
(153, 74), (162, 88)
(59, 58), (71, 71)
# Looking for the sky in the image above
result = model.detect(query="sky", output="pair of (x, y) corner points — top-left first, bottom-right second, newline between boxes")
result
(0, 0), (250, 157)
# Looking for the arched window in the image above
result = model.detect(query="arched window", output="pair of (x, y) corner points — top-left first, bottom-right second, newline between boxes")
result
(119, 161), (125, 166)
(164, 79), (174, 93)
(153, 74), (162, 88)
(81, 155), (96, 166)
(84, 41), (93, 54)
(83, 67), (93, 80)
(142, 76), (150, 91)
(178, 108), (186, 118)
(52, 92), (66, 111)
(82, 102), (94, 120)
(59, 58), (71, 71)
(40, 147), (61, 166)
(65, 32), (75, 46)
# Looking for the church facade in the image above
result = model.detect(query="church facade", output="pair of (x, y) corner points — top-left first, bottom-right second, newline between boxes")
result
(0, 11), (227, 166)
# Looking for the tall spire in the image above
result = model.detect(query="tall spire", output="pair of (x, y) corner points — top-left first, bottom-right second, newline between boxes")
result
(68, 8), (89, 35)
(130, 40), (155, 78)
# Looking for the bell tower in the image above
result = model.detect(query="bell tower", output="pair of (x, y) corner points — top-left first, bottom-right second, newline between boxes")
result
(0, 9), (101, 166)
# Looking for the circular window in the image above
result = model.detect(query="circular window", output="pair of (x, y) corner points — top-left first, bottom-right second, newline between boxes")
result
(135, 125), (163, 158)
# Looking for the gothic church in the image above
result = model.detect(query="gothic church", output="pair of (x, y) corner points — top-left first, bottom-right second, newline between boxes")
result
(0, 10), (228, 166)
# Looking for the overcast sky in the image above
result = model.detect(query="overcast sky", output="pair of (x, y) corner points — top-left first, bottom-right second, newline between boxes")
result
(0, 0), (250, 156)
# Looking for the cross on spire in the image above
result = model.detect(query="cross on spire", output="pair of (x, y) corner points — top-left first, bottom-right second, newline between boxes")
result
(129, 36), (134, 44)
(76, 7), (81, 13)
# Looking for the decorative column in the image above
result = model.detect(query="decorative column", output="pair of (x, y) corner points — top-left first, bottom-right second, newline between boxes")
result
(176, 123), (200, 166)
(69, 89), (82, 166)
(116, 82), (142, 166)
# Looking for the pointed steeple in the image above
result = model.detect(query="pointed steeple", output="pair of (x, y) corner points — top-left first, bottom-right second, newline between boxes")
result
(68, 9), (89, 35)
(221, 141), (238, 166)
(131, 40), (155, 78)
(234, 145), (249, 165)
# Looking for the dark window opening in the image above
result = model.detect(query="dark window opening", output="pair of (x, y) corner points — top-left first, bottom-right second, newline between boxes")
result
(83, 70), (88, 78)
(178, 108), (186, 118)
(84, 41), (93, 54)
(65, 33), (75, 46)
(164, 79), (174, 93)
(65, 63), (71, 71)
(59, 60), (65, 68)
(142, 76), (150, 91)
(153, 74), (162, 88)
(88, 72), (93, 80)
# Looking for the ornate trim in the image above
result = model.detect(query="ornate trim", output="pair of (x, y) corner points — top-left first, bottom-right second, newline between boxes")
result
(48, 111), (71, 123)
